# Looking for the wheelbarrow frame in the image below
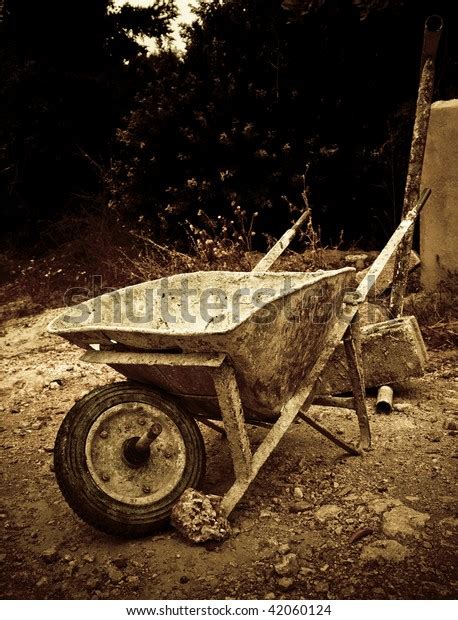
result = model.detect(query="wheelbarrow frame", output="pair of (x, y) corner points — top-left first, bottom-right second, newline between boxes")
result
(78, 189), (431, 518)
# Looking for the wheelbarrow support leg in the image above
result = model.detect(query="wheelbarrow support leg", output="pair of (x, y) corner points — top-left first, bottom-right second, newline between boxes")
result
(213, 361), (252, 481)
(343, 311), (371, 450)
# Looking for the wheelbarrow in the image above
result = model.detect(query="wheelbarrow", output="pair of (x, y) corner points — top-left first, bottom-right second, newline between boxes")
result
(48, 190), (430, 537)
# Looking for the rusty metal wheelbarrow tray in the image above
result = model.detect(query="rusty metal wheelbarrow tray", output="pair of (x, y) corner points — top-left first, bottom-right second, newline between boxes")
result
(49, 268), (353, 421)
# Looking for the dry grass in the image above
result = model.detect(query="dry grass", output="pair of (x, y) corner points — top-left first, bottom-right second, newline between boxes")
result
(404, 275), (458, 349)
(1, 206), (456, 351)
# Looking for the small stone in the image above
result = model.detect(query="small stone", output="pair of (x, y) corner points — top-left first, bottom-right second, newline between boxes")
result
(265, 592), (276, 600)
(341, 585), (356, 597)
(260, 510), (272, 518)
(277, 577), (295, 592)
(289, 501), (313, 513)
(274, 553), (299, 577)
(315, 504), (341, 522)
(83, 553), (95, 563)
(179, 575), (189, 584)
(36, 577), (48, 588)
(314, 580), (329, 594)
(382, 505), (430, 537)
(361, 539), (411, 563)
(439, 517), (458, 530)
(444, 418), (458, 431)
(293, 487), (304, 500)
(107, 565), (123, 584)
(41, 546), (59, 564)
(296, 531), (325, 559)
(127, 575), (141, 588)
(277, 543), (291, 555)
(86, 577), (100, 591)
(49, 381), (61, 390)
(393, 403), (412, 412)
(345, 254), (368, 270)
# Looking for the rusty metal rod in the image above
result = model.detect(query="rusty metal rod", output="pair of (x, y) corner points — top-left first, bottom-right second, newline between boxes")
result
(135, 422), (162, 452)
(297, 411), (361, 457)
(389, 15), (443, 317)
(313, 395), (355, 409)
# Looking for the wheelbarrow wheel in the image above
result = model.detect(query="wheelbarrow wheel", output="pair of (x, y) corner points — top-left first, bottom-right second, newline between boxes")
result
(54, 381), (205, 537)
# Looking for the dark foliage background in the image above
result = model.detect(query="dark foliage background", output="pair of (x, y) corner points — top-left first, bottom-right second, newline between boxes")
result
(1, 0), (457, 251)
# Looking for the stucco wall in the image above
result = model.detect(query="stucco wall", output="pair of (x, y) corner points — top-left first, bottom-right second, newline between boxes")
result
(420, 99), (458, 290)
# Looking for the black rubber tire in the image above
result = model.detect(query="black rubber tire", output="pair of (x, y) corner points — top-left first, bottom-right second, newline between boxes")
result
(54, 381), (206, 537)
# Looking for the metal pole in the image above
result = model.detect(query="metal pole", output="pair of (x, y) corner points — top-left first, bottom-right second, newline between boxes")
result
(389, 15), (443, 317)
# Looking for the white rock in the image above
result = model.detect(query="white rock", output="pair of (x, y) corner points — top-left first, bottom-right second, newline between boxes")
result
(382, 505), (430, 537)
(274, 553), (299, 577)
(367, 498), (402, 515)
(315, 504), (341, 522)
(344, 254), (368, 270)
(293, 486), (304, 500)
(361, 539), (411, 563)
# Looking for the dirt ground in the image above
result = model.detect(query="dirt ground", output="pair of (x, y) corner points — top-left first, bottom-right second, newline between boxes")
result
(0, 305), (456, 600)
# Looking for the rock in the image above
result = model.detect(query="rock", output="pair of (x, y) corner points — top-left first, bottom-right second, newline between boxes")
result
(36, 577), (49, 588)
(289, 501), (313, 513)
(315, 504), (341, 522)
(295, 532), (325, 559)
(265, 592), (276, 600)
(83, 553), (95, 563)
(367, 498), (402, 515)
(393, 403), (412, 412)
(341, 585), (356, 597)
(439, 517), (458, 530)
(171, 488), (231, 544)
(179, 575), (189, 584)
(314, 580), (329, 594)
(277, 543), (291, 555)
(127, 575), (141, 588)
(41, 546), (59, 564)
(107, 565), (123, 584)
(274, 553), (299, 577)
(86, 577), (100, 591)
(382, 505), (430, 537)
(444, 418), (458, 431)
(259, 510), (272, 518)
(345, 254), (368, 270)
(277, 577), (295, 592)
(361, 539), (411, 563)
(293, 487), (304, 500)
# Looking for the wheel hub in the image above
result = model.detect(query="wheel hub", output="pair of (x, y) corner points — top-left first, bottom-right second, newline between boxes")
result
(85, 403), (186, 505)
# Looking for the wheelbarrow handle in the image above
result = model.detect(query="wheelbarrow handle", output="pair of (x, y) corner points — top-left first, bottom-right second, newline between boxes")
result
(422, 15), (443, 65)
(251, 206), (310, 273)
